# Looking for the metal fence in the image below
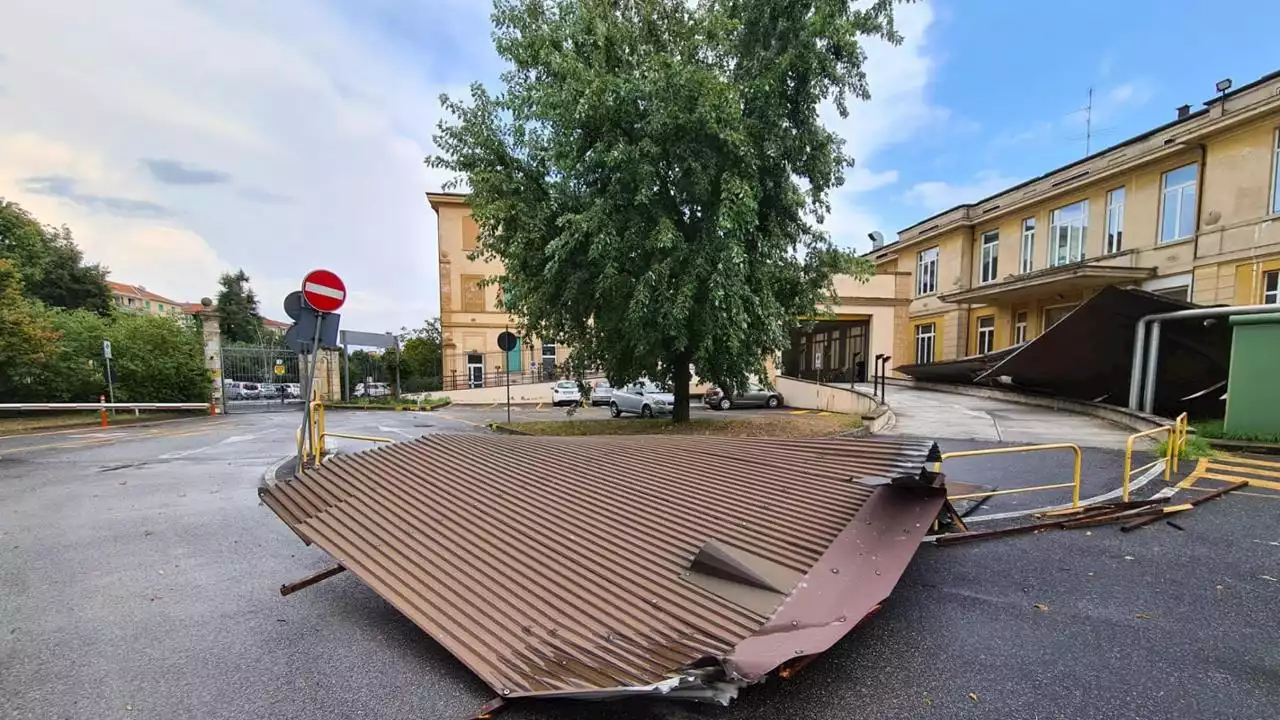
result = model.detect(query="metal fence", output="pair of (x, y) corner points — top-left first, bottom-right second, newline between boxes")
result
(220, 344), (304, 413)
(442, 348), (580, 392)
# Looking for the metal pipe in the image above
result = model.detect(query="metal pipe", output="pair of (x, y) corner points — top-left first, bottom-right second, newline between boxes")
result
(1142, 320), (1162, 414)
(1127, 319), (1148, 410)
(1127, 304), (1278, 413)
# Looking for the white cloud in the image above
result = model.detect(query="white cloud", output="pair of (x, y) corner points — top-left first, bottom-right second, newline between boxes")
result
(0, 0), (485, 330)
(818, 1), (955, 252)
(902, 170), (1021, 215)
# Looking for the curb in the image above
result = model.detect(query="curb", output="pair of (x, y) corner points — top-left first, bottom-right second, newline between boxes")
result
(1206, 437), (1280, 455)
(261, 453), (296, 486)
(324, 401), (451, 412)
(487, 423), (532, 435)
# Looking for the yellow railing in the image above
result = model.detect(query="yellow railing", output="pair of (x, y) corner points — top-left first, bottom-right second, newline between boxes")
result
(297, 397), (392, 467)
(935, 443), (1083, 509)
(1121, 413), (1187, 501)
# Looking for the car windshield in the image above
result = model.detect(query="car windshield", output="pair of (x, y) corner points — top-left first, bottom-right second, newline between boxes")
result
(595, 380), (610, 388)
(556, 381), (577, 389)
(641, 381), (666, 393)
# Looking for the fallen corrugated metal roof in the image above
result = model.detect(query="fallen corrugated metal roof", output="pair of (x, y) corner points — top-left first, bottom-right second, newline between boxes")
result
(974, 286), (1231, 416)
(895, 345), (1019, 383)
(260, 434), (945, 704)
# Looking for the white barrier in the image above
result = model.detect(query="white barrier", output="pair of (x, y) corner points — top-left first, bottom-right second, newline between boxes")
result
(0, 403), (211, 411)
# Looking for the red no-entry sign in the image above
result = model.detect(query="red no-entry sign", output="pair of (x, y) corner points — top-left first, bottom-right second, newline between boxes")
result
(301, 269), (346, 313)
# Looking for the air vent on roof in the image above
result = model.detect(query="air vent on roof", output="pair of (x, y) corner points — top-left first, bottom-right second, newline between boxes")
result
(1050, 169), (1090, 188)
(923, 224), (939, 233)
(981, 204), (1001, 214)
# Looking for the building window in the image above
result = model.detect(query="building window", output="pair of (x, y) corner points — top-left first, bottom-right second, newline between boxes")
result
(1049, 200), (1087, 267)
(1265, 270), (1279, 305)
(914, 323), (936, 364)
(1020, 218), (1035, 274)
(916, 247), (939, 296)
(1043, 305), (1076, 331)
(145, 300), (152, 310)
(1106, 187), (1125, 254)
(1272, 129), (1280, 215)
(1013, 311), (1028, 344)
(979, 231), (999, 284)
(975, 315), (996, 355)
(1159, 163), (1198, 243)
(1151, 286), (1190, 302)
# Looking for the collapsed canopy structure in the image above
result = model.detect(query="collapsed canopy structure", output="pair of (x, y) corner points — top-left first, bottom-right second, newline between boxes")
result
(260, 434), (947, 704)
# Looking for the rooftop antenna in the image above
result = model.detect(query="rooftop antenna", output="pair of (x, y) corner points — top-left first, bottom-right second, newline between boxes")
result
(1084, 86), (1094, 157)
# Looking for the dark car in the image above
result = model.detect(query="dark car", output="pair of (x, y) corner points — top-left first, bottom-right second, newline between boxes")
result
(703, 382), (783, 410)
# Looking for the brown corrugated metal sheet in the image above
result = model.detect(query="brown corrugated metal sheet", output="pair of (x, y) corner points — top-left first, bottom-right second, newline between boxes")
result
(260, 434), (944, 701)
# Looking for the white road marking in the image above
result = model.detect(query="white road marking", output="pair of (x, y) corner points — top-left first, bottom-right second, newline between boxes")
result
(303, 282), (345, 300)
(159, 445), (214, 459)
(68, 432), (127, 438)
(220, 435), (255, 444)
(377, 426), (414, 439)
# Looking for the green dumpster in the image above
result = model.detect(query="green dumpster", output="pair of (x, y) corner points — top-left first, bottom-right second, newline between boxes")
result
(1225, 312), (1280, 437)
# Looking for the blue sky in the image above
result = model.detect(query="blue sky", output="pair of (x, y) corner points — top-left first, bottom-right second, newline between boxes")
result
(1, 1), (1277, 328)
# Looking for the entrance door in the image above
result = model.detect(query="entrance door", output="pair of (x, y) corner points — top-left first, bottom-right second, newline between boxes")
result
(467, 353), (484, 388)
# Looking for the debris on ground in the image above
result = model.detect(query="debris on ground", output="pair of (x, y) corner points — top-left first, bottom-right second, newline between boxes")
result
(260, 434), (947, 707)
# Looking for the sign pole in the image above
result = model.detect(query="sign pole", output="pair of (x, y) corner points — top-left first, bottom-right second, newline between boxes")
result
(299, 312), (324, 466)
(102, 340), (116, 411)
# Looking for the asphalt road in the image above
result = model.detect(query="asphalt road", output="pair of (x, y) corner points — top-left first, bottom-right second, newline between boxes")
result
(2, 411), (1276, 720)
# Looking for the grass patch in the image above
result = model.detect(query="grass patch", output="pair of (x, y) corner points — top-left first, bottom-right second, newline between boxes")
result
(0, 410), (206, 435)
(1191, 418), (1280, 444)
(499, 413), (862, 438)
(1157, 434), (1216, 459)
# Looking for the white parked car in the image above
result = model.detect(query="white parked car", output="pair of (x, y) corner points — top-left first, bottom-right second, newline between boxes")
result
(551, 380), (582, 407)
(354, 382), (392, 398)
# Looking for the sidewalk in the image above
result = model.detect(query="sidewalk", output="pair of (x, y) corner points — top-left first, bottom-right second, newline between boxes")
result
(859, 384), (1136, 449)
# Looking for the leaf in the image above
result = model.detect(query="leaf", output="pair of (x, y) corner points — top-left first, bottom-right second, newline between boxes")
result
(1134, 612), (1151, 620)
(1033, 603), (1049, 612)
(968, 692), (979, 702)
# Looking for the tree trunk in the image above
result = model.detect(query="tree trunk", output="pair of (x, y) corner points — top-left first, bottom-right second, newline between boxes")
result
(672, 353), (692, 423)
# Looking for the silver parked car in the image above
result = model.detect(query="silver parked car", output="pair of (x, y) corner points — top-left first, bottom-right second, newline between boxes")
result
(589, 380), (613, 406)
(609, 379), (675, 418)
(703, 382), (784, 410)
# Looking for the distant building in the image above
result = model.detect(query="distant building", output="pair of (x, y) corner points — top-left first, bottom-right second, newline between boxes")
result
(107, 281), (185, 318)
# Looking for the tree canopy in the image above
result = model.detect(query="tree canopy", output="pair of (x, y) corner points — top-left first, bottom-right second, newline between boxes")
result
(215, 269), (266, 345)
(0, 259), (61, 396)
(429, 0), (886, 420)
(0, 199), (112, 315)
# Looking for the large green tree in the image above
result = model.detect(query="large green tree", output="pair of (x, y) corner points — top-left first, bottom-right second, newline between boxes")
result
(0, 199), (111, 315)
(429, 0), (883, 421)
(215, 269), (266, 345)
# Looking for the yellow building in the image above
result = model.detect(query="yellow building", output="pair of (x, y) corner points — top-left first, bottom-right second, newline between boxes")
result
(872, 69), (1280, 369)
(427, 192), (570, 390)
(107, 281), (185, 318)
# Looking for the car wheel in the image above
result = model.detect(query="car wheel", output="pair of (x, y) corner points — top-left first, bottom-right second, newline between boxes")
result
(641, 405), (653, 419)
(610, 402), (622, 418)
(718, 397), (732, 411)
(766, 395), (781, 409)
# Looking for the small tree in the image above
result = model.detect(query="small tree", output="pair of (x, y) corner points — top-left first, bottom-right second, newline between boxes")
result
(215, 269), (266, 345)
(430, 0), (883, 421)
(399, 318), (443, 392)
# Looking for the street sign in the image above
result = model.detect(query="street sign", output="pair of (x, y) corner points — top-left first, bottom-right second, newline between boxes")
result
(497, 331), (518, 352)
(339, 330), (397, 349)
(283, 291), (304, 320)
(102, 340), (112, 360)
(284, 312), (341, 353)
(301, 269), (346, 313)
(274, 363), (285, 376)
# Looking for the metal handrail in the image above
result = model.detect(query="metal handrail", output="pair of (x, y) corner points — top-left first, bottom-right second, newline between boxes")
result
(936, 443), (1083, 508)
(1122, 417), (1184, 501)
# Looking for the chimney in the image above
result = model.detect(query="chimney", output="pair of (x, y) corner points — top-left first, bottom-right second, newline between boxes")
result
(1176, 104), (1191, 119)
(868, 230), (885, 251)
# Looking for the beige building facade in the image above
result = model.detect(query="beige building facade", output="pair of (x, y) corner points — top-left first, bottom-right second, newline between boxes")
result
(870, 69), (1280, 370)
(428, 192), (570, 390)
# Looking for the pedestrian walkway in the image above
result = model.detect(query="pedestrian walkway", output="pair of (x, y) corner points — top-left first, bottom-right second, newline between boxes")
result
(857, 384), (1136, 449)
